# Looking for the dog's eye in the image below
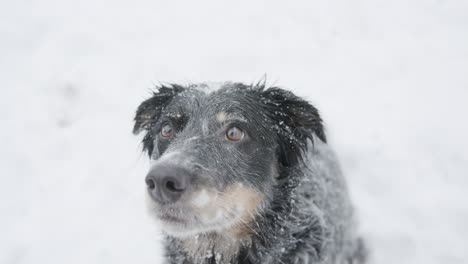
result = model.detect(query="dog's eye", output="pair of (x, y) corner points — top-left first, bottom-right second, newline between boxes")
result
(226, 126), (244, 141)
(161, 124), (173, 137)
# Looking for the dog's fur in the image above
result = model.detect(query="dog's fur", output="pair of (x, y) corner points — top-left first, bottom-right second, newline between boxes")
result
(133, 82), (366, 264)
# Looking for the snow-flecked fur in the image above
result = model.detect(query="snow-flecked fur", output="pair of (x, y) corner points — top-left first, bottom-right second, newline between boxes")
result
(133, 82), (366, 264)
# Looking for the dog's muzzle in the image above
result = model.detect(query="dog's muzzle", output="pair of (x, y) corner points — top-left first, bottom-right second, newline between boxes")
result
(145, 165), (193, 204)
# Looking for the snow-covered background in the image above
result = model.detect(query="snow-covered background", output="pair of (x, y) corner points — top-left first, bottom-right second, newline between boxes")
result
(1, 0), (467, 263)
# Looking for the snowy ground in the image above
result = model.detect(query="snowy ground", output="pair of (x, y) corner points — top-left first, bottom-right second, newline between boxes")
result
(1, 0), (467, 263)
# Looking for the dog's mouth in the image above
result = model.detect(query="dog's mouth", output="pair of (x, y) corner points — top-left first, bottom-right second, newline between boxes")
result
(158, 211), (186, 223)
(152, 204), (192, 224)
(147, 184), (265, 237)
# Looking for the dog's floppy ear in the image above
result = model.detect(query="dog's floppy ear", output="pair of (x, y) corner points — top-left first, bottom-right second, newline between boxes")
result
(259, 87), (326, 167)
(133, 84), (185, 155)
(133, 84), (185, 134)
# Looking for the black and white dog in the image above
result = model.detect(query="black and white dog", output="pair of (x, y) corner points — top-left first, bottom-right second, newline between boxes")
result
(133, 82), (366, 264)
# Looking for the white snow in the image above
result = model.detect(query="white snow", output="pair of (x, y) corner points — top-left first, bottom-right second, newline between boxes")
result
(1, 0), (467, 263)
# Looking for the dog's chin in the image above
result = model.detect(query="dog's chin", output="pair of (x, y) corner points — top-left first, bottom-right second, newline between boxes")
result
(149, 205), (244, 238)
(156, 211), (242, 238)
(159, 219), (210, 238)
(145, 190), (261, 238)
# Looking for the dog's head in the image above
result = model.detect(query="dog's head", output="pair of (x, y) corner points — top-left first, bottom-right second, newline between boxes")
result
(133, 82), (325, 237)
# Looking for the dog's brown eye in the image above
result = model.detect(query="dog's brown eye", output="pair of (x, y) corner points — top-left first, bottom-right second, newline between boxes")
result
(161, 124), (173, 137)
(226, 126), (244, 141)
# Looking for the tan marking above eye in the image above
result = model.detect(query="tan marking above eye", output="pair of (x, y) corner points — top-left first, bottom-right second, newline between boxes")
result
(161, 124), (173, 137)
(216, 112), (228, 123)
(226, 126), (244, 141)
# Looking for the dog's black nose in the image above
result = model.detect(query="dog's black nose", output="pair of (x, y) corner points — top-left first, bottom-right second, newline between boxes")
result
(145, 166), (192, 204)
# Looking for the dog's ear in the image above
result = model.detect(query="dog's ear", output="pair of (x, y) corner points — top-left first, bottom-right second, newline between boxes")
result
(133, 84), (185, 134)
(259, 87), (326, 167)
(133, 84), (185, 155)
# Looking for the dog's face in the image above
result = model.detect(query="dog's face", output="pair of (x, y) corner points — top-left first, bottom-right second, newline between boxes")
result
(133, 83), (325, 237)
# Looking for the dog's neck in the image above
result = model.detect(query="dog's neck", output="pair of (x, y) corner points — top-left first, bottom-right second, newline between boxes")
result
(178, 225), (253, 264)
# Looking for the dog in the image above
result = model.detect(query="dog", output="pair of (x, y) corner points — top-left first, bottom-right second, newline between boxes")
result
(133, 82), (366, 264)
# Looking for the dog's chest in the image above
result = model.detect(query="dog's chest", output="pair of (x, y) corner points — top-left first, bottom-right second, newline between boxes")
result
(180, 228), (252, 264)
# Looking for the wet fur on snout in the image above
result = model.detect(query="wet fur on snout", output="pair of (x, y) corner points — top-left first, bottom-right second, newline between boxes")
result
(133, 82), (366, 264)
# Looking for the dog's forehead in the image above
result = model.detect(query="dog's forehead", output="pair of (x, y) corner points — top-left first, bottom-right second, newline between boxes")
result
(168, 83), (252, 119)
(189, 82), (226, 93)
